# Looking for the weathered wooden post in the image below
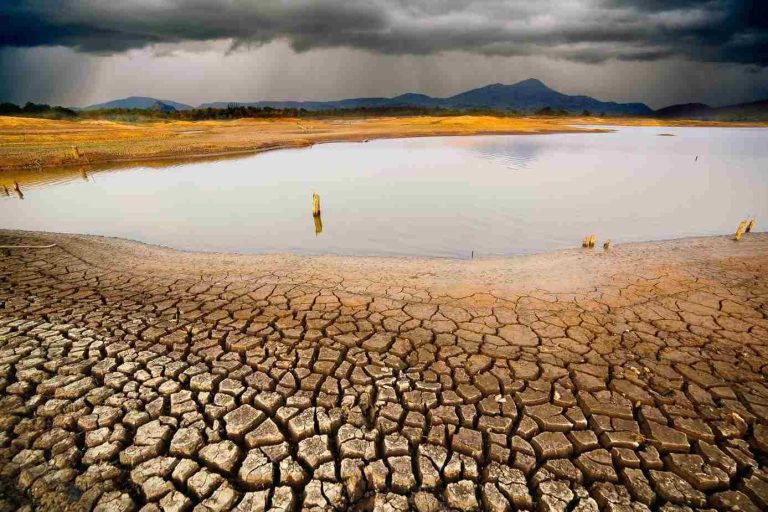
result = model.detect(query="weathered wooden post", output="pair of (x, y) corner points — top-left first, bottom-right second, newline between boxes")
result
(734, 220), (747, 241)
(746, 218), (756, 233)
(312, 192), (321, 216)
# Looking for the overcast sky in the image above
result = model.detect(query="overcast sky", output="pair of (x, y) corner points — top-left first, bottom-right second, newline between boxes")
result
(1, 0), (767, 109)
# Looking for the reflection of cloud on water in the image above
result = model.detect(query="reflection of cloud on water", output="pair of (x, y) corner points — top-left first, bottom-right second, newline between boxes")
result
(472, 139), (542, 170)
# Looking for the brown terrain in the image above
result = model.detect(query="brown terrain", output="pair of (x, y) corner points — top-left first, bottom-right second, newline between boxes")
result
(0, 115), (595, 172)
(2, 114), (766, 173)
(1, 229), (767, 511)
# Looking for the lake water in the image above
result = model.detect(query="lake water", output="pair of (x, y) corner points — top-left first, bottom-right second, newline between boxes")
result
(2, 126), (767, 258)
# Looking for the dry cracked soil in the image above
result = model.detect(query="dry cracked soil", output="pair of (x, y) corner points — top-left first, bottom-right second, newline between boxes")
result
(1, 230), (767, 512)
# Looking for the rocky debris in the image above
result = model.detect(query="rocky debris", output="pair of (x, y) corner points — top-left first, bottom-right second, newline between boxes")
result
(1, 231), (768, 511)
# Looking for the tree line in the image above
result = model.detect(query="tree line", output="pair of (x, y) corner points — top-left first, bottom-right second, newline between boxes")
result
(0, 101), (603, 121)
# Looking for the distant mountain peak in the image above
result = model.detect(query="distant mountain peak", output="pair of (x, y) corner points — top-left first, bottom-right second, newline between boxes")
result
(83, 96), (193, 111)
(516, 78), (546, 87)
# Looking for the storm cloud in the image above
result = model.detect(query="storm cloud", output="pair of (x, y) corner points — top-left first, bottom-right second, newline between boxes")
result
(1, 0), (767, 65)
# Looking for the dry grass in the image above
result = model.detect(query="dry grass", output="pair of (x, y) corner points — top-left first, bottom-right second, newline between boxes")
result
(0, 115), (599, 172)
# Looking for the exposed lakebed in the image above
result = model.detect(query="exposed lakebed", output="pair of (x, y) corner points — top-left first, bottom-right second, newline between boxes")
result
(2, 126), (766, 258)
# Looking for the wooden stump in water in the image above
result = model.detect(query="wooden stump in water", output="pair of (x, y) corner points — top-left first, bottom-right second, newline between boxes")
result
(734, 221), (747, 241)
(314, 214), (323, 235)
(582, 235), (597, 248)
(603, 239), (611, 250)
(746, 218), (756, 233)
(312, 193), (321, 216)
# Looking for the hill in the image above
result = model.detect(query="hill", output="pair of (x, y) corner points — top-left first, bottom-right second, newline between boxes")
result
(655, 103), (714, 119)
(655, 99), (768, 121)
(715, 99), (768, 121)
(83, 96), (193, 111)
(444, 79), (651, 115)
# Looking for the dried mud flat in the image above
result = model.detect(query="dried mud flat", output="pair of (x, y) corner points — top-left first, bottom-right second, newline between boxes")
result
(1, 230), (767, 512)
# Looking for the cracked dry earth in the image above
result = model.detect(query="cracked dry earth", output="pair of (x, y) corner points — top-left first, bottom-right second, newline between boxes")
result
(1, 231), (768, 512)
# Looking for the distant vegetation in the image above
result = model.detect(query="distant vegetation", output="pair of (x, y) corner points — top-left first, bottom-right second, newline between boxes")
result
(0, 102), (78, 119)
(0, 102), (595, 122)
(0, 99), (766, 122)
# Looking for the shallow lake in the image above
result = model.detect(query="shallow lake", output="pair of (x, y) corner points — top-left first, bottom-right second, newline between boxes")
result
(2, 126), (767, 258)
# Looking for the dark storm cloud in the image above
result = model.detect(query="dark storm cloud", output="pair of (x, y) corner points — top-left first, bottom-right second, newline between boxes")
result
(0, 0), (766, 65)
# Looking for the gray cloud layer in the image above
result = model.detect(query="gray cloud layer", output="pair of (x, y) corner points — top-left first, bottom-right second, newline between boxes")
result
(1, 0), (767, 65)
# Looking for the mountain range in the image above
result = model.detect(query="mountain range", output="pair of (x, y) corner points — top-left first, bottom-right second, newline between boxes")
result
(655, 99), (768, 121)
(83, 79), (768, 119)
(196, 79), (652, 116)
(84, 79), (650, 116)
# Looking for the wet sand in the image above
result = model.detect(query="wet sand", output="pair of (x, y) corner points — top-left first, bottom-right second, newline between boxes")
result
(1, 229), (767, 511)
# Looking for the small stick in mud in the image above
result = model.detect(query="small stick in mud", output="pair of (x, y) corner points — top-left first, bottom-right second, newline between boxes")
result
(312, 193), (321, 216)
(734, 221), (747, 241)
(603, 239), (611, 250)
(746, 218), (756, 233)
(13, 181), (23, 200)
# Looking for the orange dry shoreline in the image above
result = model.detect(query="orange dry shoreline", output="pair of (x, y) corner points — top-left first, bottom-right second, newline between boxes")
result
(1, 114), (766, 175)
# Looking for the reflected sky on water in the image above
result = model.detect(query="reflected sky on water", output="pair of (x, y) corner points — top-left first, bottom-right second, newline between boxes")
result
(2, 126), (767, 258)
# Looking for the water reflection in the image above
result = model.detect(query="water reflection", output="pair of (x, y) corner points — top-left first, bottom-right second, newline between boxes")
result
(472, 138), (542, 170)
